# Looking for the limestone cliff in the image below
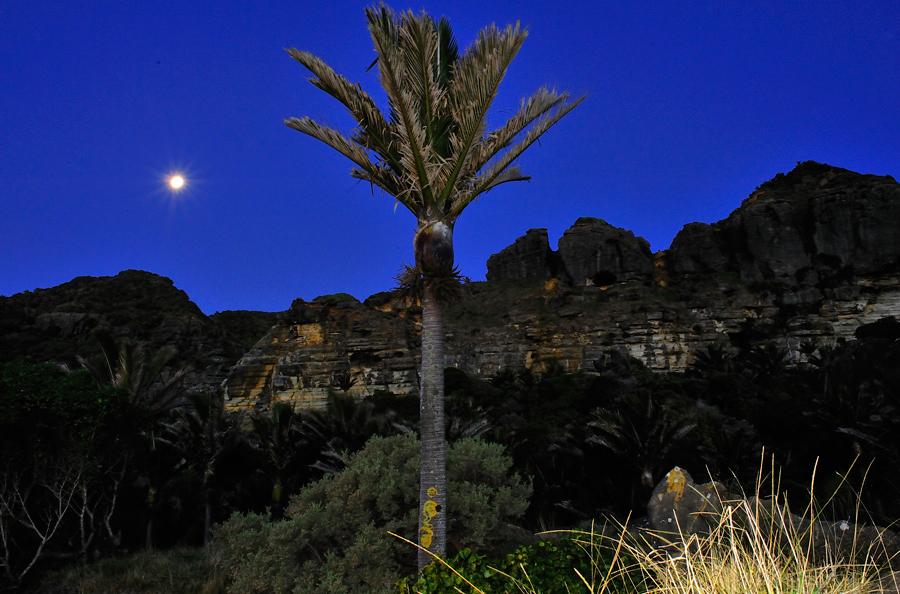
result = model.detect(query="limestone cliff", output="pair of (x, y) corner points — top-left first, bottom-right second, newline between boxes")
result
(223, 162), (900, 411)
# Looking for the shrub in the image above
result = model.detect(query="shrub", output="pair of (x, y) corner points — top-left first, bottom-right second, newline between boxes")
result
(313, 293), (359, 306)
(399, 536), (635, 594)
(214, 433), (531, 594)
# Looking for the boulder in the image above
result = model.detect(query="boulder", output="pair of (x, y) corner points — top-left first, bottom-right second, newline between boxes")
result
(647, 467), (729, 537)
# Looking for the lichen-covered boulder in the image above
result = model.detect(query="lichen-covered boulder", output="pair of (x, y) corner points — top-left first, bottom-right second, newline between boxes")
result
(647, 467), (728, 537)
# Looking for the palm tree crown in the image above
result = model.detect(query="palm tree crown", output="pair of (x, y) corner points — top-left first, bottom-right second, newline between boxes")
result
(286, 4), (583, 269)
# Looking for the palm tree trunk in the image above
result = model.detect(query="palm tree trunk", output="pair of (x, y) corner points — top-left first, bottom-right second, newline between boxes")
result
(204, 499), (212, 546)
(145, 486), (156, 549)
(418, 287), (446, 570)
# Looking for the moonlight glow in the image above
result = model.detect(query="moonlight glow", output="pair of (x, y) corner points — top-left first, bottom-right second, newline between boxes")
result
(169, 175), (185, 190)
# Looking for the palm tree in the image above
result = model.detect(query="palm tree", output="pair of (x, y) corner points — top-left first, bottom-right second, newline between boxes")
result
(77, 328), (190, 548)
(181, 391), (244, 545)
(249, 401), (304, 520)
(77, 328), (189, 417)
(285, 5), (582, 565)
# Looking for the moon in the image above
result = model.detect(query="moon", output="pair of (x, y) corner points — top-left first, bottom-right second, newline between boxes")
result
(169, 175), (185, 190)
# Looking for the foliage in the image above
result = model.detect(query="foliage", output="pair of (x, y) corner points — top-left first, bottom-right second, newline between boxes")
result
(214, 433), (531, 594)
(0, 363), (136, 587)
(0, 362), (133, 456)
(181, 391), (246, 544)
(314, 293), (360, 307)
(77, 328), (191, 419)
(399, 536), (635, 594)
(300, 390), (398, 474)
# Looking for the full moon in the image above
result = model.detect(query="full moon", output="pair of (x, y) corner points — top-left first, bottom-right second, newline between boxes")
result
(169, 175), (185, 190)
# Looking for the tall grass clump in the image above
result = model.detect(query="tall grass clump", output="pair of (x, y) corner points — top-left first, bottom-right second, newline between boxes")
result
(405, 462), (896, 594)
(597, 463), (893, 594)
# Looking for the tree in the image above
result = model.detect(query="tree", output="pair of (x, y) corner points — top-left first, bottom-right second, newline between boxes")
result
(248, 401), (305, 521)
(76, 329), (190, 548)
(285, 4), (582, 566)
(181, 392), (244, 545)
(77, 328), (189, 417)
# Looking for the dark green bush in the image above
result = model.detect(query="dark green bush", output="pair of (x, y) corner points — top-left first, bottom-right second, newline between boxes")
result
(214, 433), (531, 594)
(314, 293), (359, 306)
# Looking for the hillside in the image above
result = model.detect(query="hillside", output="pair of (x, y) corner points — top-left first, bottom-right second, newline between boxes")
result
(2, 161), (898, 408)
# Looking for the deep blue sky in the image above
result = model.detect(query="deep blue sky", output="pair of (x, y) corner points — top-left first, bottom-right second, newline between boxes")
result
(2, 1), (897, 314)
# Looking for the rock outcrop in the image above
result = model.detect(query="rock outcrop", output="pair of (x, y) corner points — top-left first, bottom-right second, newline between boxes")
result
(485, 229), (560, 283)
(222, 162), (900, 410)
(557, 217), (655, 285)
(0, 270), (280, 394)
(223, 295), (420, 410)
(4, 162), (899, 410)
(668, 161), (900, 284)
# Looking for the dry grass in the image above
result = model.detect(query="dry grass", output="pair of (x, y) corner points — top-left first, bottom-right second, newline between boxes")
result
(617, 501), (879, 594)
(561, 464), (894, 594)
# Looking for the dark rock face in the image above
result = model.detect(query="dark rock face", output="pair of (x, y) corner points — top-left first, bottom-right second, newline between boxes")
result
(6, 162), (900, 410)
(0, 270), (280, 394)
(219, 162), (900, 409)
(666, 223), (728, 275)
(668, 162), (900, 285)
(485, 229), (556, 283)
(557, 218), (654, 286)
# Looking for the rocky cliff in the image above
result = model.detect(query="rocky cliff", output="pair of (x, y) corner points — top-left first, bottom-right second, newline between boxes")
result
(3, 162), (896, 410)
(222, 162), (900, 411)
(0, 270), (279, 392)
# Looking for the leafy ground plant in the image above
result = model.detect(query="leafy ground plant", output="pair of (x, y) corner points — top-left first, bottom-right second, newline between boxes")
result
(397, 531), (640, 594)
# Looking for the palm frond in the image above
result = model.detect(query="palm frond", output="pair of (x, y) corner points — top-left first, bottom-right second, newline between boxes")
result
(471, 87), (570, 170)
(284, 116), (378, 175)
(349, 166), (420, 212)
(449, 93), (585, 217)
(438, 22), (528, 208)
(285, 48), (400, 172)
(366, 5), (435, 207)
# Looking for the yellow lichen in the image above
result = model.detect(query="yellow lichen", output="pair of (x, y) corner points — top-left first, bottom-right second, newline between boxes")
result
(666, 467), (687, 502)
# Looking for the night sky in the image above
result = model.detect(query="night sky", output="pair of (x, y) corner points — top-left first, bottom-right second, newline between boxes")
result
(2, 1), (898, 314)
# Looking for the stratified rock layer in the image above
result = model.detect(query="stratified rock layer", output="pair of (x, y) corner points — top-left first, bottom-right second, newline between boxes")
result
(223, 162), (900, 410)
(224, 297), (420, 410)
